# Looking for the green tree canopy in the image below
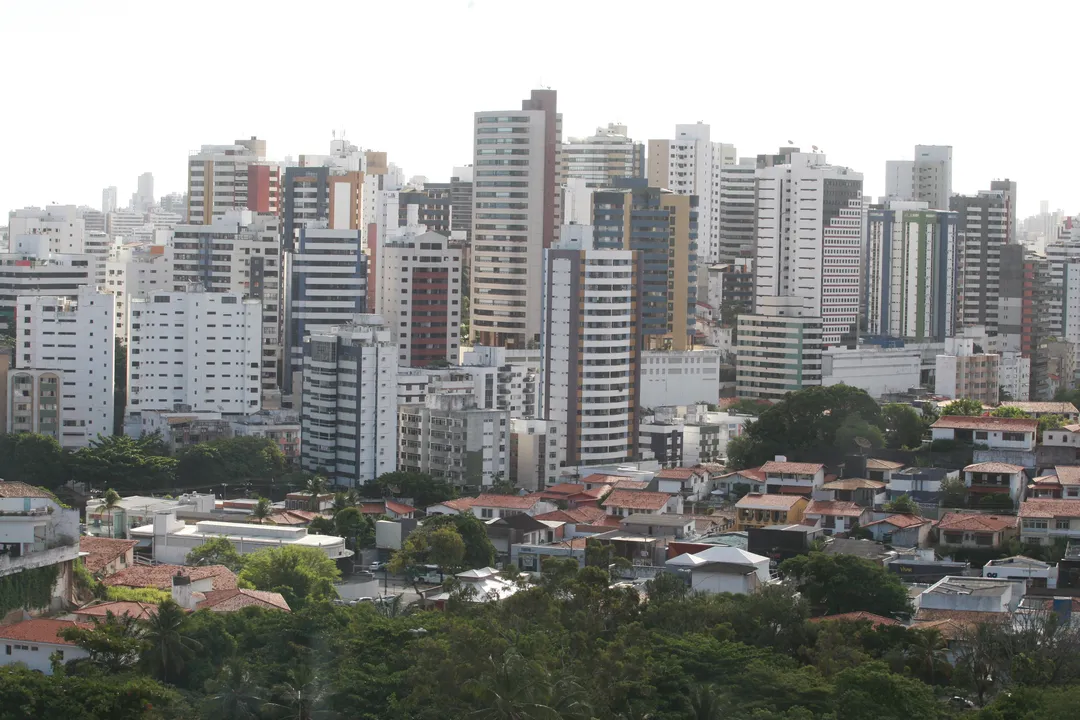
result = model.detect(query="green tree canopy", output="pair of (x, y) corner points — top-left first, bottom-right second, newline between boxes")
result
(176, 436), (286, 487)
(883, 494), (919, 516)
(0, 432), (69, 490)
(71, 434), (178, 491)
(780, 553), (912, 618)
(940, 397), (984, 416)
(990, 406), (1030, 418)
(881, 403), (925, 450)
(238, 545), (341, 608)
(185, 536), (245, 573)
(369, 470), (455, 508)
(940, 475), (967, 508)
(420, 513), (497, 569)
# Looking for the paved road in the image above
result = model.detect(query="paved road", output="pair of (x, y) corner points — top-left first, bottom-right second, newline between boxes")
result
(335, 572), (434, 607)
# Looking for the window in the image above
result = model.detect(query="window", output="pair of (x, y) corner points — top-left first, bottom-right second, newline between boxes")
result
(480, 508), (493, 519)
(1056, 519), (1071, 530)
(1002, 432), (1025, 441)
(1024, 519), (1049, 530)
(975, 534), (992, 546)
(975, 431), (988, 440)
(943, 532), (963, 544)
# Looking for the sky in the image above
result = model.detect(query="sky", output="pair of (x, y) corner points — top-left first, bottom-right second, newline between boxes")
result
(0, 0), (1072, 219)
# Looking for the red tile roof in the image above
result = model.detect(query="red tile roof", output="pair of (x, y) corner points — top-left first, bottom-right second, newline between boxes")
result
(810, 611), (901, 627)
(472, 493), (545, 510)
(866, 458), (904, 470)
(72, 601), (158, 621)
(79, 537), (138, 574)
(581, 473), (636, 486)
(805, 500), (866, 518)
(537, 483), (587, 498)
(735, 493), (806, 510)
(0, 619), (93, 645)
(612, 479), (651, 491)
(936, 512), (1015, 533)
(266, 510), (319, 525)
(932, 416), (1037, 431)
(821, 478), (886, 491)
(601, 489), (672, 512)
(655, 467), (702, 480)
(103, 564), (238, 590)
(198, 588), (291, 612)
(1019, 499), (1080, 519)
(719, 467), (767, 483)
(431, 497), (475, 513)
(913, 608), (1009, 626)
(760, 461), (824, 475)
(385, 500), (416, 515)
(964, 462), (1025, 474)
(863, 514), (930, 529)
(360, 502), (386, 515)
(1055, 466), (1080, 486)
(535, 506), (607, 525)
(0, 481), (54, 499)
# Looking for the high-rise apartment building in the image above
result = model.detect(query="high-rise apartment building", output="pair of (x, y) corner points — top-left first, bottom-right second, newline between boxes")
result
(282, 165), (364, 250)
(0, 244), (94, 333)
(885, 145), (952, 209)
(377, 229), (461, 368)
(754, 153), (863, 346)
(7, 205), (86, 255)
(397, 185), (452, 236)
(865, 202), (958, 341)
(935, 337), (999, 405)
(187, 137), (279, 224)
(562, 123), (644, 188)
(9, 287), (115, 448)
(450, 166), (473, 242)
(951, 190), (1008, 332)
(283, 226), (367, 394)
(540, 234), (641, 469)
(107, 209), (147, 239)
(398, 393), (509, 490)
(104, 243), (169, 341)
(736, 297), (823, 401)
(593, 183), (698, 350)
(470, 89), (562, 348)
(102, 186), (118, 214)
(716, 159), (758, 263)
(127, 290), (262, 419)
(648, 123), (736, 270)
(77, 207), (106, 235)
(991, 178), (1018, 245)
(300, 316), (398, 486)
(132, 172), (155, 213)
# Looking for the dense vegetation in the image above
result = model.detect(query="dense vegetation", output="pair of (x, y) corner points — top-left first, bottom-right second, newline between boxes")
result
(5, 553), (1079, 719)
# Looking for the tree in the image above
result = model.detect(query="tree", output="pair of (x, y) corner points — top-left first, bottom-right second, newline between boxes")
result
(905, 628), (949, 686)
(141, 599), (202, 684)
(780, 553), (911, 617)
(940, 475), (967, 508)
(882, 403), (925, 449)
(420, 513), (497, 569)
(304, 475), (328, 512)
(940, 398), (984, 416)
(102, 488), (121, 539)
(185, 536), (244, 572)
(991, 406), (1030, 419)
(176, 436), (287, 487)
(238, 545), (341, 608)
(831, 662), (938, 720)
(59, 610), (145, 673)
(833, 412), (884, 454)
(263, 664), (337, 720)
(883, 494), (919, 516)
(308, 516), (336, 535)
(201, 659), (265, 720)
(72, 434), (177, 492)
(369, 470), (455, 508)
(0, 432), (69, 490)
(113, 338), (127, 435)
(252, 496), (272, 524)
(330, 492), (351, 516)
(999, 385), (1014, 402)
(333, 506), (374, 551)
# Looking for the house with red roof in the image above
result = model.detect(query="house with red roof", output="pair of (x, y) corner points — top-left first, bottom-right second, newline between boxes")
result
(963, 462), (1027, 506)
(712, 467), (766, 498)
(759, 457), (826, 496)
(1019, 499), (1080, 545)
(469, 494), (557, 520)
(862, 514), (933, 547)
(1027, 466), (1080, 501)
(651, 467), (711, 501)
(734, 493), (809, 530)
(359, 500), (416, 519)
(103, 563), (238, 592)
(533, 506), (608, 537)
(601, 489), (681, 517)
(803, 500), (871, 537)
(0, 618), (92, 674)
(935, 512), (1017, 549)
(931, 416), (1037, 452)
(425, 497), (476, 516)
(78, 537), (138, 577)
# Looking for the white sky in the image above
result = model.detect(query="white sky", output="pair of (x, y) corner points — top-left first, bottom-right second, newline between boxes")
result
(0, 0), (1071, 219)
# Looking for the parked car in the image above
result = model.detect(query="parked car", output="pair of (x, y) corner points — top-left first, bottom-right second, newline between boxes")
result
(369, 561), (387, 572)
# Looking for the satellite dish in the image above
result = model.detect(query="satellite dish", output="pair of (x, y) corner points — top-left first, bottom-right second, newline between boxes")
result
(854, 436), (872, 450)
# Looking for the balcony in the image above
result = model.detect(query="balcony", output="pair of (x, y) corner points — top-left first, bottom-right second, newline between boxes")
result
(0, 537), (79, 578)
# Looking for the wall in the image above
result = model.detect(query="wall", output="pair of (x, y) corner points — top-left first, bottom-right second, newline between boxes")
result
(640, 350), (722, 407)
(0, 641), (88, 674)
(692, 569), (754, 595)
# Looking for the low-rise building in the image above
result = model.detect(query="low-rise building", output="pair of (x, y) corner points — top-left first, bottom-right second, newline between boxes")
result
(983, 555), (1057, 589)
(1040, 423), (1080, 463)
(886, 466), (951, 503)
(1027, 466), (1080, 500)
(427, 566), (519, 608)
(601, 489), (681, 517)
(862, 514), (933, 547)
(230, 412), (301, 464)
(934, 337), (1000, 405)
(734, 493), (808, 531)
(760, 458), (826, 495)
(650, 467), (711, 502)
(803, 500), (871, 536)
(816, 478), (886, 507)
(468, 494), (556, 520)
(932, 415), (1038, 466)
(916, 575), (1025, 617)
(85, 493), (215, 538)
(865, 458), (905, 483)
(963, 462), (1027, 506)
(999, 401), (1079, 421)
(102, 563), (238, 592)
(78, 537), (138, 577)
(0, 618), (92, 674)
(619, 513), (696, 539)
(665, 545), (772, 595)
(935, 512), (1016, 549)
(1018, 499), (1080, 545)
(712, 467), (766, 498)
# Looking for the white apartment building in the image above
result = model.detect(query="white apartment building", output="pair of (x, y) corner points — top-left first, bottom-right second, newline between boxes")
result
(647, 123), (736, 271)
(865, 202), (958, 341)
(102, 186), (118, 214)
(0, 245), (94, 334)
(9, 287), (115, 448)
(736, 297), (823, 401)
(7, 206), (85, 255)
(951, 191), (1008, 332)
(885, 145), (953, 210)
(821, 345), (921, 399)
(398, 393), (510, 489)
(284, 225), (368, 396)
(106, 210), (147, 238)
(77, 207), (106, 235)
(104, 243), (169, 341)
(127, 290), (262, 422)
(639, 348), (722, 407)
(754, 153), (863, 346)
(540, 237), (639, 469)
(300, 316), (398, 486)
(935, 337), (1001, 405)
(377, 228), (462, 368)
(562, 122), (643, 191)
(510, 417), (559, 491)
(471, 89), (562, 349)
(187, 137), (279, 224)
(84, 231), (111, 286)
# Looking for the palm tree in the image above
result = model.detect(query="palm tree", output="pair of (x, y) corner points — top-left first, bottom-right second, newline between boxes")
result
(102, 488), (121, 538)
(466, 651), (575, 720)
(252, 496), (272, 525)
(203, 660), (265, 720)
(263, 665), (337, 720)
(907, 628), (949, 685)
(141, 598), (202, 684)
(304, 475), (327, 513)
(330, 492), (349, 517)
(345, 488), (360, 507)
(684, 683), (728, 720)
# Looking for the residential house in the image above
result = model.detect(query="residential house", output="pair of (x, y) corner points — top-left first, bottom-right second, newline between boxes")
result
(887, 549), (968, 584)
(734, 493), (808, 531)
(747, 524), (823, 562)
(510, 537), (589, 574)
(485, 513), (564, 558)
(803, 500), (871, 536)
(602, 489), (681, 517)
(533, 507), (608, 537)
(1030, 466), (1080, 500)
(650, 467), (711, 502)
(915, 576), (1025, 621)
(712, 467), (766, 498)
(0, 618), (92, 674)
(71, 601), (158, 622)
(167, 571), (290, 612)
(425, 498), (476, 516)
(0, 481), (81, 614)
(931, 416), (1037, 467)
(85, 493), (215, 538)
(935, 512), (1017, 549)
(103, 563), (238, 591)
(665, 545), (772, 595)
(359, 500), (416, 520)
(1041, 424), (1080, 462)
(580, 473), (638, 491)
(886, 466), (951, 503)
(536, 482), (613, 508)
(78, 537), (138, 577)
(862, 514), (933, 547)
(963, 462), (1027, 506)
(999, 401), (1079, 421)
(469, 494), (557, 520)
(760, 458), (826, 496)
(983, 556), (1057, 589)
(865, 458), (904, 483)
(1019, 499), (1080, 545)
(285, 492), (334, 512)
(815, 478), (886, 507)
(620, 513), (696, 539)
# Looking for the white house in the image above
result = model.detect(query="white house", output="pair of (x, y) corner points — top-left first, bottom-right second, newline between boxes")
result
(712, 467), (767, 498)
(129, 510), (351, 564)
(0, 618), (92, 674)
(1018, 499), (1080, 545)
(601, 489), (682, 517)
(760, 458), (826, 495)
(803, 500), (871, 536)
(862, 514), (933, 547)
(652, 467), (711, 501)
(963, 462), (1027, 506)
(665, 545), (772, 595)
(983, 556), (1057, 589)
(930, 416), (1037, 452)
(468, 494), (556, 520)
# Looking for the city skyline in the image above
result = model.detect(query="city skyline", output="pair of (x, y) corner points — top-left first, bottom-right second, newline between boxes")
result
(2, 0), (1073, 218)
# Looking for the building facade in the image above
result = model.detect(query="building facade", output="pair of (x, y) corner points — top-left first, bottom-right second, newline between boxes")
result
(952, 190), (1008, 332)
(885, 145), (952, 210)
(186, 137), (279, 224)
(736, 297), (823, 400)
